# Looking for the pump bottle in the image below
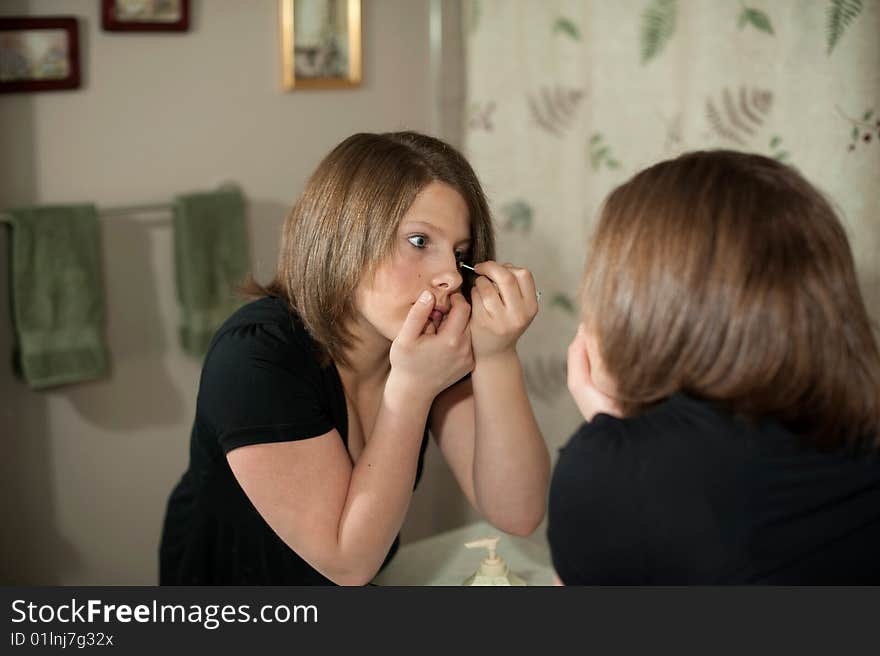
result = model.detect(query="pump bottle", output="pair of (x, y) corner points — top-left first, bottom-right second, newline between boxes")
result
(461, 536), (526, 586)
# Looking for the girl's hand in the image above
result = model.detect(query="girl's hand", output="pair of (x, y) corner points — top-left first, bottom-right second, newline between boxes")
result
(566, 324), (623, 422)
(390, 290), (474, 399)
(469, 261), (538, 361)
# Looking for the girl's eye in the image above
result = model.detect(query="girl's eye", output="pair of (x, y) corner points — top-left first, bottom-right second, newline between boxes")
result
(455, 251), (468, 265)
(407, 235), (428, 248)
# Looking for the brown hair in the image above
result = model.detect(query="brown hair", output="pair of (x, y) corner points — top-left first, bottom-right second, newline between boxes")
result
(581, 150), (880, 447)
(243, 131), (495, 368)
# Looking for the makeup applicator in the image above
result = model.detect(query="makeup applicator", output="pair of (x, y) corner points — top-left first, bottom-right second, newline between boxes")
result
(458, 262), (542, 302)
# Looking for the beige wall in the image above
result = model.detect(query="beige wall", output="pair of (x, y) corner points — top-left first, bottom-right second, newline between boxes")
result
(0, 0), (473, 585)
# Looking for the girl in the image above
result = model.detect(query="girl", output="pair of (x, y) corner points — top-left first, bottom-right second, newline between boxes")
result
(160, 131), (549, 585)
(550, 150), (880, 584)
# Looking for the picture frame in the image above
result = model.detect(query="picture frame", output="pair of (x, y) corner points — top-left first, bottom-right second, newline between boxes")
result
(101, 0), (190, 33)
(280, 0), (362, 90)
(0, 17), (81, 94)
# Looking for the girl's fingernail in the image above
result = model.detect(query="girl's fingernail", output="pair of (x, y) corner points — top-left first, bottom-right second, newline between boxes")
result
(419, 290), (433, 304)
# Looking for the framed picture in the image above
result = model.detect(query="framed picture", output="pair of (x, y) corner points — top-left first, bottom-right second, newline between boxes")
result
(280, 0), (362, 90)
(101, 0), (190, 32)
(0, 17), (80, 94)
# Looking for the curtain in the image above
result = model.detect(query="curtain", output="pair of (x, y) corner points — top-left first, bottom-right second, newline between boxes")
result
(463, 0), (880, 453)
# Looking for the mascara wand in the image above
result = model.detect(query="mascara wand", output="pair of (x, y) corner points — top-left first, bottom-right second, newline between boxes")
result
(458, 262), (542, 302)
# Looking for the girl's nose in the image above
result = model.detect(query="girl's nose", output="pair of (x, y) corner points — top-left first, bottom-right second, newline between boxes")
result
(432, 257), (463, 292)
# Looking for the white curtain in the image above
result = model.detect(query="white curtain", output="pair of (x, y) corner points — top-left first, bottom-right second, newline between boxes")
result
(463, 0), (880, 455)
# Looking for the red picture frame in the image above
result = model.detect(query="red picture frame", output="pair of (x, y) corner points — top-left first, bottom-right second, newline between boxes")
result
(0, 17), (81, 94)
(101, 0), (190, 32)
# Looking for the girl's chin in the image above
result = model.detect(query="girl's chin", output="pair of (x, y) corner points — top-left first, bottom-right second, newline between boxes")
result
(384, 319), (406, 342)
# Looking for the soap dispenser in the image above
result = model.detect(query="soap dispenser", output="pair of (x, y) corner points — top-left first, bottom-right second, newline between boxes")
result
(462, 536), (527, 586)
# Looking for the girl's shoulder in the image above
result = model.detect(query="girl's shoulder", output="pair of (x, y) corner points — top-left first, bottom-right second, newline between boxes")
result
(212, 297), (314, 353)
(202, 296), (329, 380)
(558, 394), (760, 483)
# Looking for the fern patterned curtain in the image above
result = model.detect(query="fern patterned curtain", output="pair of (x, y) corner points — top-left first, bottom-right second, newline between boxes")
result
(463, 0), (880, 456)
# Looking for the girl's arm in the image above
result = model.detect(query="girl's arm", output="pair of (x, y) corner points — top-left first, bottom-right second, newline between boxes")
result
(431, 263), (549, 536)
(228, 290), (472, 585)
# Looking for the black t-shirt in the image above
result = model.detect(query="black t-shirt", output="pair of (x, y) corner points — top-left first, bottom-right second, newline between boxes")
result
(547, 394), (880, 584)
(159, 296), (429, 585)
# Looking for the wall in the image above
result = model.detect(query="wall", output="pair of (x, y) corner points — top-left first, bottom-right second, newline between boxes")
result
(0, 0), (472, 585)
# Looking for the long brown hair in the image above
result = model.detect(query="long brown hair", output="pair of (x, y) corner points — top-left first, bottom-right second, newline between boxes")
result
(581, 150), (880, 447)
(243, 131), (495, 368)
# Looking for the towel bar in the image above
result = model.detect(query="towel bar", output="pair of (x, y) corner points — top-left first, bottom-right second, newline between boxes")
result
(0, 204), (171, 225)
(0, 184), (242, 225)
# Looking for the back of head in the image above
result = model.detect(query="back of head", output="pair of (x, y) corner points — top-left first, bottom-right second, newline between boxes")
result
(582, 150), (880, 447)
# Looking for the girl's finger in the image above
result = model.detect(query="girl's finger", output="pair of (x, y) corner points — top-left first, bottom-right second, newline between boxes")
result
(474, 261), (523, 305)
(438, 292), (470, 336)
(474, 276), (503, 318)
(510, 267), (538, 311)
(566, 329), (590, 389)
(399, 289), (435, 342)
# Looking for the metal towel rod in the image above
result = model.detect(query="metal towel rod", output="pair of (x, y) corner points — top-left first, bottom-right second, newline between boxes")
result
(0, 182), (242, 225)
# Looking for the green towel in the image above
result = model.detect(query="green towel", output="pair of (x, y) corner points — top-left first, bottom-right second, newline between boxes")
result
(5, 204), (109, 389)
(173, 188), (249, 359)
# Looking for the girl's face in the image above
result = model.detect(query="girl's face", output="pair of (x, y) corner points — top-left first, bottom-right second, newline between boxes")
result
(355, 181), (472, 343)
